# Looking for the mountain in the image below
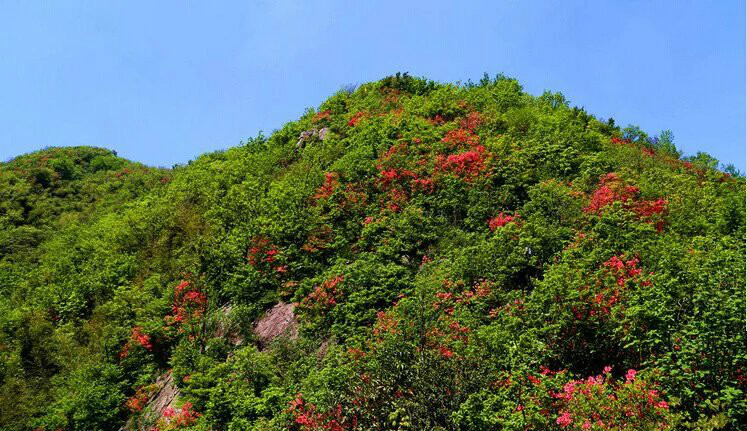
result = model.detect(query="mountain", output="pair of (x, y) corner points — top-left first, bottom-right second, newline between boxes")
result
(0, 74), (744, 431)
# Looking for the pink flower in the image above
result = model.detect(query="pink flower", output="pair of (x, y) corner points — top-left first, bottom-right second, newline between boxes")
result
(556, 412), (573, 427)
(603, 365), (612, 374)
(626, 369), (637, 381)
(163, 407), (175, 418)
(582, 420), (591, 430)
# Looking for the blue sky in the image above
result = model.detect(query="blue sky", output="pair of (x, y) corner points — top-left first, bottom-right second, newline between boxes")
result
(1, 1), (744, 170)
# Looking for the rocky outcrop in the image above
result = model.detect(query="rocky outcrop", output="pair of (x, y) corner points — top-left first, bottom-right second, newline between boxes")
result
(144, 372), (180, 423)
(296, 127), (329, 149)
(253, 301), (298, 348)
(120, 372), (180, 431)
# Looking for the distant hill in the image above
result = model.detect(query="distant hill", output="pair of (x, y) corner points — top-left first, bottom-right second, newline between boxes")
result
(0, 74), (744, 431)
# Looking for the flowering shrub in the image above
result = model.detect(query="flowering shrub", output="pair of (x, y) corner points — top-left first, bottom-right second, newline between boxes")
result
(569, 255), (651, 323)
(301, 275), (345, 317)
(347, 111), (366, 127)
(312, 110), (332, 123)
(585, 173), (667, 231)
(441, 128), (480, 148)
(488, 212), (519, 231)
(164, 280), (207, 337)
(435, 146), (488, 181)
(288, 395), (356, 431)
(125, 386), (152, 413)
(149, 402), (200, 431)
(552, 367), (671, 430)
(246, 235), (288, 274)
(119, 326), (153, 359)
(315, 172), (340, 200)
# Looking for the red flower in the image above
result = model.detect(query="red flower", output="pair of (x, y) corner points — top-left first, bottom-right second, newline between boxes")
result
(438, 345), (454, 359)
(312, 110), (331, 123)
(348, 111), (365, 127)
(585, 173), (667, 230)
(436, 146), (488, 180)
(315, 172), (340, 200)
(488, 212), (519, 231)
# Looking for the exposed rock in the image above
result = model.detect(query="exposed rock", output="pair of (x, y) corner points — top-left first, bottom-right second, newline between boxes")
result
(296, 130), (315, 149)
(144, 372), (180, 423)
(120, 372), (180, 431)
(254, 302), (298, 348)
(296, 127), (329, 149)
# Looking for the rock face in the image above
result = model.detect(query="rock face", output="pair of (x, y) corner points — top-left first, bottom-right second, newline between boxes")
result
(295, 127), (329, 149)
(120, 372), (180, 431)
(253, 302), (298, 348)
(144, 372), (180, 422)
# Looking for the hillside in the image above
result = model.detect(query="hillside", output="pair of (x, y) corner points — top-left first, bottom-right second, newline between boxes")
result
(0, 74), (745, 431)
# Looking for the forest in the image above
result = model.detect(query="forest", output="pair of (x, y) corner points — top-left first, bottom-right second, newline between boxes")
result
(0, 73), (745, 431)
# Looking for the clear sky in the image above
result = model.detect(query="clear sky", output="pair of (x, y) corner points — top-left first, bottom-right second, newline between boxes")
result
(1, 1), (744, 170)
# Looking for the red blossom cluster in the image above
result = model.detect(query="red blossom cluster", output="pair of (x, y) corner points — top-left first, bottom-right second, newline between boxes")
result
(315, 172), (340, 200)
(433, 280), (492, 314)
(132, 326), (153, 350)
(125, 386), (151, 412)
(149, 402), (200, 431)
(164, 280), (206, 336)
(170, 403), (200, 428)
(348, 111), (365, 127)
(378, 168), (417, 190)
(602, 256), (647, 288)
(289, 395), (356, 431)
(488, 212), (519, 231)
(441, 128), (480, 148)
(460, 111), (482, 131)
(585, 173), (667, 231)
(247, 236), (278, 266)
(372, 310), (399, 338)
(552, 367), (670, 430)
(488, 298), (525, 318)
(119, 326), (153, 359)
(247, 236), (288, 273)
(370, 112), (495, 212)
(302, 275), (344, 311)
(438, 345), (454, 359)
(312, 110), (331, 123)
(435, 146), (488, 181)
(572, 255), (651, 321)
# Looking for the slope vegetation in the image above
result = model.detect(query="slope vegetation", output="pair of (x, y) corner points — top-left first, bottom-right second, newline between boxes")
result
(0, 75), (745, 431)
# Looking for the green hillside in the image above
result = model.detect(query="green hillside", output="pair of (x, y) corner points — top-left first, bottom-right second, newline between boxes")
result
(0, 74), (745, 431)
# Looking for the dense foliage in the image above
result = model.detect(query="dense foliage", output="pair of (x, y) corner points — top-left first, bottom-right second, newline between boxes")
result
(0, 74), (744, 431)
